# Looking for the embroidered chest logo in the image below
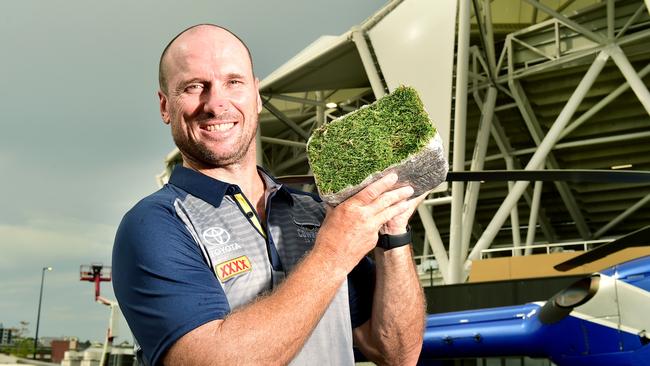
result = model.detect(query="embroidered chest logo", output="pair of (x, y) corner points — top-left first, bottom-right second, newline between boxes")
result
(203, 227), (231, 245)
(215, 255), (252, 282)
(294, 221), (320, 243)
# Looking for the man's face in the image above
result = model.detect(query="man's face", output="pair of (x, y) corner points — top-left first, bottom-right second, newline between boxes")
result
(159, 27), (262, 168)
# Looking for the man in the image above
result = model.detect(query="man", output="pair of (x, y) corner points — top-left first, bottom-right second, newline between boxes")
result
(113, 24), (425, 366)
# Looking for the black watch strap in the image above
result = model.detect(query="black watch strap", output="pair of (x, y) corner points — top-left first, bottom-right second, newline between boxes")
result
(377, 225), (412, 250)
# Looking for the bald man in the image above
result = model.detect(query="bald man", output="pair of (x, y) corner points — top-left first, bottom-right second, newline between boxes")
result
(113, 24), (425, 366)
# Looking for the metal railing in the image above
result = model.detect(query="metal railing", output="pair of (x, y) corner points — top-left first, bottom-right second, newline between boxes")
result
(480, 239), (611, 259)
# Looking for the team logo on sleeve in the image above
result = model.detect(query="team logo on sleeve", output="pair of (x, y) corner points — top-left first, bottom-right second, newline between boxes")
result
(215, 255), (252, 282)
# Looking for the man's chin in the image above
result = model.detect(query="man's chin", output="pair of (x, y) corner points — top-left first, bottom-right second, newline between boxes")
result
(182, 148), (248, 169)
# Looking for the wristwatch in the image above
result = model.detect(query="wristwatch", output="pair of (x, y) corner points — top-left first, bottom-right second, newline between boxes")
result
(377, 225), (412, 250)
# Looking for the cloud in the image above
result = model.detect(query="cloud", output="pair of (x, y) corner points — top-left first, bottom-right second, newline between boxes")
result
(0, 215), (113, 270)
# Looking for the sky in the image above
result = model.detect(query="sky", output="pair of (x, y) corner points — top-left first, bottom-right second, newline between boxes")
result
(0, 0), (387, 344)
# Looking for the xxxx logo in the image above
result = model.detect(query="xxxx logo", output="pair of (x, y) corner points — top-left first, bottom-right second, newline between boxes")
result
(215, 255), (252, 282)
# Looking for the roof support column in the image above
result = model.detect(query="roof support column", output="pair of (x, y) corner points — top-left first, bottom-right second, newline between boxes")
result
(467, 50), (609, 262)
(448, 0), (471, 283)
(505, 157), (522, 256)
(524, 181), (543, 256)
(351, 28), (386, 99)
(461, 86), (497, 259)
(417, 205), (450, 284)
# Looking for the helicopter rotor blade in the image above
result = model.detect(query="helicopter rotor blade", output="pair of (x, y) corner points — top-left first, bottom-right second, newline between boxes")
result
(554, 225), (650, 272)
(277, 170), (650, 185)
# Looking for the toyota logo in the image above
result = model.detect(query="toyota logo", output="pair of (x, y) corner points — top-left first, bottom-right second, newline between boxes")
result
(202, 227), (231, 245)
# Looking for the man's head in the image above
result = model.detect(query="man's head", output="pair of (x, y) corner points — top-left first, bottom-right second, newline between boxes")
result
(158, 24), (262, 169)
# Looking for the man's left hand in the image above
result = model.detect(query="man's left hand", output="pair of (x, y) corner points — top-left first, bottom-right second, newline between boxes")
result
(379, 190), (429, 235)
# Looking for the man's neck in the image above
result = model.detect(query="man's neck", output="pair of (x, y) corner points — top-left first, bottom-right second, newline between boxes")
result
(182, 155), (266, 218)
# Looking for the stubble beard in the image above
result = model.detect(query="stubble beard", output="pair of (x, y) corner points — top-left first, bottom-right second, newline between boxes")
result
(173, 118), (258, 169)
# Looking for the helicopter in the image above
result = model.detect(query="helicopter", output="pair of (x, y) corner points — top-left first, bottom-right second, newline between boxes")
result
(418, 224), (650, 366)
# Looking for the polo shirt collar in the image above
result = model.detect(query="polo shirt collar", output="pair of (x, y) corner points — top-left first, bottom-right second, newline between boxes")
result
(168, 165), (293, 208)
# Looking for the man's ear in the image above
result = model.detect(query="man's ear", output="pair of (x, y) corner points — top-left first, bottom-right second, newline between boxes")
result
(255, 78), (262, 114)
(158, 90), (171, 124)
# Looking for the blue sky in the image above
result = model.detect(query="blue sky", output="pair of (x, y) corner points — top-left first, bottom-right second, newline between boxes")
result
(0, 0), (386, 343)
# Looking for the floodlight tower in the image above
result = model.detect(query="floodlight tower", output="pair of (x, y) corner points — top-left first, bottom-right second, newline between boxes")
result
(80, 263), (118, 366)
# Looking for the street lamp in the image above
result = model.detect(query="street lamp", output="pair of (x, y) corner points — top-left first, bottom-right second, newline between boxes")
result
(33, 266), (52, 359)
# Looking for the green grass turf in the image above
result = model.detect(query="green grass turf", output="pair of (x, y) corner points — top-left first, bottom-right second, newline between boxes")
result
(307, 86), (436, 194)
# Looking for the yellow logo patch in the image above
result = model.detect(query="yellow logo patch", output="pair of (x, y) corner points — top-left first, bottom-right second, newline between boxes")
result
(215, 255), (252, 282)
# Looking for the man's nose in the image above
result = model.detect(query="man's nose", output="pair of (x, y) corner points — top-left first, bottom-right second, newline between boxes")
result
(202, 86), (230, 115)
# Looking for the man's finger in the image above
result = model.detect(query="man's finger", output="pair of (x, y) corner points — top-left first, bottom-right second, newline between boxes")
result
(354, 173), (399, 205)
(372, 185), (414, 212)
(379, 199), (414, 224)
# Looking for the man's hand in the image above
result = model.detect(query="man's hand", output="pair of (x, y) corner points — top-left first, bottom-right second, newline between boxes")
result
(314, 173), (415, 272)
(380, 190), (430, 235)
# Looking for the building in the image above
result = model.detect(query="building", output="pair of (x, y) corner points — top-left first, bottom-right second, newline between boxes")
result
(0, 324), (14, 346)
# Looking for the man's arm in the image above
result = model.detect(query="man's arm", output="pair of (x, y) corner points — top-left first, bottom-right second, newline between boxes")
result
(164, 174), (414, 366)
(353, 195), (427, 366)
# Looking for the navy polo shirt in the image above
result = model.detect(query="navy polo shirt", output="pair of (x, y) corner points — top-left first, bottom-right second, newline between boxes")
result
(112, 166), (375, 365)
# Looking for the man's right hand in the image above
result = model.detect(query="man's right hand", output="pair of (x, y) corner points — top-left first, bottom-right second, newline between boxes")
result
(314, 173), (414, 273)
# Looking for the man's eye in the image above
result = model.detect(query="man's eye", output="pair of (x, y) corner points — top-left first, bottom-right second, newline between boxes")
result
(185, 84), (204, 92)
(229, 80), (243, 85)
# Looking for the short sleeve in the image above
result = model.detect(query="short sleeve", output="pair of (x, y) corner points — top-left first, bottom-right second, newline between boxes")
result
(347, 256), (376, 328)
(112, 194), (230, 366)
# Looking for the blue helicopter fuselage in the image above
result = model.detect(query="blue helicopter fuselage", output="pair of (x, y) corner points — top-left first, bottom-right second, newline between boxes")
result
(420, 256), (650, 365)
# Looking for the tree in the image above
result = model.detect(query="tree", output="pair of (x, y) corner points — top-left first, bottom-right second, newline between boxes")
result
(9, 337), (35, 358)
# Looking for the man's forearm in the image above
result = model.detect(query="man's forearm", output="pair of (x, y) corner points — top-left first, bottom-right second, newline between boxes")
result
(165, 246), (349, 365)
(369, 245), (426, 365)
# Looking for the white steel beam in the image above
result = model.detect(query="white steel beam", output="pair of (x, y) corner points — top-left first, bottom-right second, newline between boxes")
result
(490, 118), (556, 243)
(484, 29), (650, 88)
(417, 205), (450, 284)
(616, 3), (648, 39)
(482, 0), (497, 72)
(509, 79), (591, 239)
(525, 181), (543, 256)
(461, 86), (497, 260)
(274, 155), (308, 173)
(263, 102), (311, 141)
(541, 0), (577, 22)
(471, 77), (556, 243)
(608, 46), (650, 117)
(449, 0), (472, 284)
(351, 28), (386, 99)
(607, 0), (615, 40)
(467, 50), (609, 262)
(505, 157), (522, 256)
(260, 137), (306, 149)
(592, 193), (650, 239)
(263, 93), (328, 107)
(522, 0), (604, 43)
(423, 196), (453, 206)
(478, 130), (650, 164)
(561, 63), (650, 140)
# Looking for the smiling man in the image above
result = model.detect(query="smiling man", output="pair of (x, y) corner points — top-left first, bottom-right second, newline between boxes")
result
(113, 24), (425, 366)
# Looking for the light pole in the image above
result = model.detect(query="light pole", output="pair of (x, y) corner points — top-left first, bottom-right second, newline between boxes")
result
(33, 266), (52, 359)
